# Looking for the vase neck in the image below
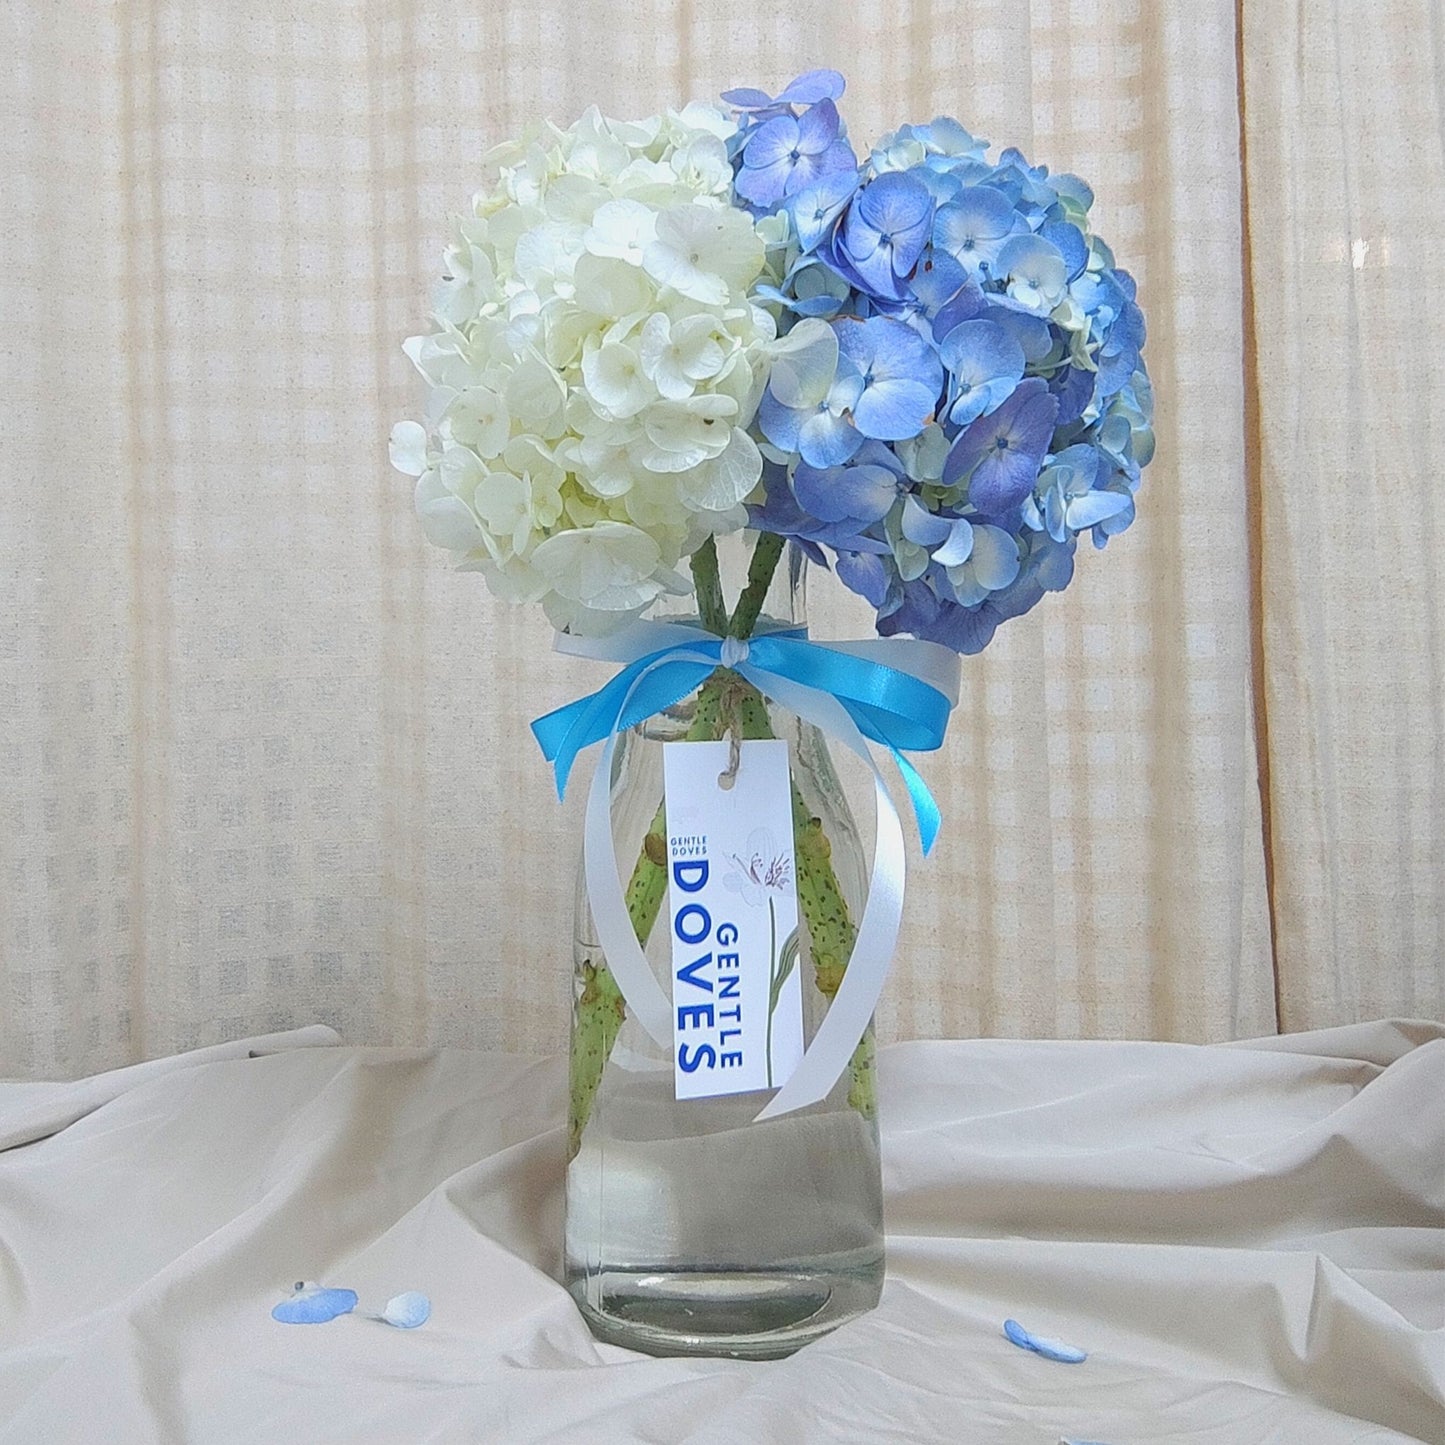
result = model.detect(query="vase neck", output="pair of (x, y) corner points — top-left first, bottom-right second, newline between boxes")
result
(659, 531), (804, 634)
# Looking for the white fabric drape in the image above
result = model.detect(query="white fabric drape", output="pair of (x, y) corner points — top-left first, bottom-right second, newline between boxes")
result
(1, 1), (1439, 1077)
(2, 1026), (1441, 1441)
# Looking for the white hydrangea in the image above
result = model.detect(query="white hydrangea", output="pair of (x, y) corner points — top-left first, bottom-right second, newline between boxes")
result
(391, 103), (778, 634)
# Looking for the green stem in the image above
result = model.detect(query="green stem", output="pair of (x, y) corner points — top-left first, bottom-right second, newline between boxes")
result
(729, 531), (786, 639)
(689, 535), (728, 636)
(568, 669), (731, 1158)
(765, 896), (777, 1088)
(570, 531), (877, 1154)
(736, 686), (877, 1118)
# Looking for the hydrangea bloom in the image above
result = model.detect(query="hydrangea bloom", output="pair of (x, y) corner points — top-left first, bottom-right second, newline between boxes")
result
(391, 104), (778, 634)
(739, 75), (1154, 653)
(395, 74), (1153, 656)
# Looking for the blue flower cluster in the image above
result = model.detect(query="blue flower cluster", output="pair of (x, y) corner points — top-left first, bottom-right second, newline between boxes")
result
(726, 71), (1155, 655)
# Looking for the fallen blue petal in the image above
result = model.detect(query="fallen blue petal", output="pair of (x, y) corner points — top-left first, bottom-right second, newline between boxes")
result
(272, 1285), (359, 1324)
(1025, 1332), (1089, 1364)
(1003, 1317), (1088, 1363)
(379, 1291), (431, 1329)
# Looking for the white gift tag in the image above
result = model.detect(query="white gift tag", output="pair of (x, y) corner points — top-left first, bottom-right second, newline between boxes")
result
(663, 738), (804, 1101)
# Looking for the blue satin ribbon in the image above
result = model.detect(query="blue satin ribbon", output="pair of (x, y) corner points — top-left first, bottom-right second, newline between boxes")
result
(531, 628), (954, 852)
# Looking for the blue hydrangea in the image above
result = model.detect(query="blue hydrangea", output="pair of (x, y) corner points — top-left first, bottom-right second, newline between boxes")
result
(733, 75), (1154, 655)
(735, 100), (856, 208)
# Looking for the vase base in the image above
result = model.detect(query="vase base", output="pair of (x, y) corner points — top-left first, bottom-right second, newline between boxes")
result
(567, 1262), (881, 1360)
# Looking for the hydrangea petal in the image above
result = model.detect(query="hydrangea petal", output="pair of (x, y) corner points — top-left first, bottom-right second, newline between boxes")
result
(899, 494), (951, 546)
(581, 341), (652, 418)
(943, 377), (1058, 513)
(757, 387), (803, 453)
(984, 305), (1053, 362)
(1051, 366), (1095, 425)
(796, 408), (863, 468)
(1041, 220), (1088, 280)
(936, 603), (1000, 655)
(839, 246), (911, 301)
(572, 254), (653, 318)
(765, 318), (839, 409)
(843, 172), (935, 291)
(944, 562), (990, 608)
(1044, 484), (1068, 543)
(835, 550), (891, 607)
(388, 421), (428, 477)
(532, 522), (663, 609)
(756, 284), (845, 318)
(1064, 490), (1133, 530)
(1032, 534), (1076, 591)
(970, 445), (1045, 515)
(932, 186), (1016, 271)
(720, 86), (776, 109)
(686, 427), (762, 511)
(931, 518), (975, 567)
(415, 475), (485, 552)
(795, 99), (842, 156)
(940, 319), (1026, 426)
(896, 424), (950, 484)
(909, 250), (970, 314)
(379, 1292), (431, 1329)
(444, 386), (510, 459)
(272, 1286), (359, 1325)
(939, 318), (1023, 382)
(968, 524), (1022, 589)
(856, 170), (934, 238)
(995, 234), (1069, 314)
(775, 69), (846, 106)
(643, 205), (763, 305)
(742, 114), (800, 172)
(1003, 1318), (1088, 1364)
(794, 461), (896, 524)
(853, 378), (939, 440)
(583, 199), (657, 265)
(931, 279), (988, 342)
(789, 170), (861, 252)
(1095, 492), (1135, 542)
(716, 85), (774, 108)
(794, 140), (858, 194)
(835, 315), (944, 441)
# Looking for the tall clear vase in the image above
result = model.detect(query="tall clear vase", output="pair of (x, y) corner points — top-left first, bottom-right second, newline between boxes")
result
(563, 536), (885, 1359)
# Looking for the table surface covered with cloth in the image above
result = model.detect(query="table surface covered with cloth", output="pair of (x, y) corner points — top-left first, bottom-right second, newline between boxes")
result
(0, 1020), (1440, 1444)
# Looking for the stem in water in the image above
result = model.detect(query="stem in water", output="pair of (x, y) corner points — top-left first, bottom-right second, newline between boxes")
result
(765, 895), (777, 1088)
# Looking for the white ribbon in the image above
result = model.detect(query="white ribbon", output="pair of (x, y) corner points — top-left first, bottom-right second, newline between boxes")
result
(560, 620), (957, 1120)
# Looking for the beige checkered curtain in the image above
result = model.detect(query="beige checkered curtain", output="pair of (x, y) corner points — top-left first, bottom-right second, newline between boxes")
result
(0, 1), (1436, 1079)
(1240, 6), (1445, 1029)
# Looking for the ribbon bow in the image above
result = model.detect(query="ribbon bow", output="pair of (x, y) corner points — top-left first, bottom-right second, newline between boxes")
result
(531, 619), (959, 1119)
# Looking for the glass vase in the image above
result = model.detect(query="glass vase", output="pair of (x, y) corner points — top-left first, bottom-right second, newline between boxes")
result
(563, 535), (884, 1359)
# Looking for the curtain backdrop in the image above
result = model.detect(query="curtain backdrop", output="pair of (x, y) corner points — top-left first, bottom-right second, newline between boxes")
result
(2, 1), (1439, 1079)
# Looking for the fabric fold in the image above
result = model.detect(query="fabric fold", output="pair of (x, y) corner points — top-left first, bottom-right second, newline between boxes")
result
(0, 1028), (1438, 1442)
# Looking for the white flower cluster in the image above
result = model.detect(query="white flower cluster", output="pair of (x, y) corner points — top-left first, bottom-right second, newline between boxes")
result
(390, 104), (778, 633)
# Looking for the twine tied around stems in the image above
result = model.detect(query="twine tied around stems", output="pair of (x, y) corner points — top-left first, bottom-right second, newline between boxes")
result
(716, 637), (750, 789)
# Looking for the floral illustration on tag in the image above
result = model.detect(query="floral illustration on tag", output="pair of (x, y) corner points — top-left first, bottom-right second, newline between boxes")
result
(725, 828), (793, 904)
(725, 829), (801, 1086)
